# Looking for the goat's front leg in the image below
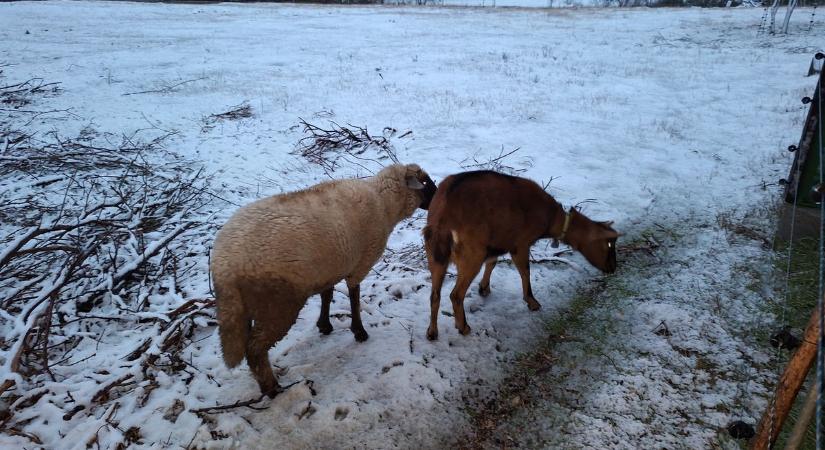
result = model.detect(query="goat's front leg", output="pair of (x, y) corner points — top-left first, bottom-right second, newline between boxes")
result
(347, 284), (369, 342)
(512, 248), (541, 311)
(316, 287), (334, 335)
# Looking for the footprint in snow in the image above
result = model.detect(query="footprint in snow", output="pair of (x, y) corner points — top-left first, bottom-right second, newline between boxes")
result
(334, 406), (349, 421)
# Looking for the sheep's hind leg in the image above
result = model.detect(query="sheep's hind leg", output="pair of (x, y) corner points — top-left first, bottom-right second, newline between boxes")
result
(478, 257), (497, 297)
(316, 288), (334, 335)
(246, 321), (283, 397)
(347, 284), (369, 342)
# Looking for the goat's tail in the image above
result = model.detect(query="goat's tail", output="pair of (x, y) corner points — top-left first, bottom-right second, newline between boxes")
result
(423, 225), (452, 265)
(215, 282), (249, 368)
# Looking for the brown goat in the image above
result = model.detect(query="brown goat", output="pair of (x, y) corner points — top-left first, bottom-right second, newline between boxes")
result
(423, 170), (618, 340)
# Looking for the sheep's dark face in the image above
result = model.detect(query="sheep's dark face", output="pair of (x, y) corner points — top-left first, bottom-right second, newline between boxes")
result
(404, 165), (437, 211)
(415, 172), (437, 210)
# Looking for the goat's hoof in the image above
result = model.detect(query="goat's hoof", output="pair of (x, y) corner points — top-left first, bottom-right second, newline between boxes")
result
(478, 284), (491, 297)
(317, 321), (333, 335)
(458, 324), (472, 336)
(353, 328), (369, 342)
(526, 299), (541, 311)
(426, 327), (438, 341)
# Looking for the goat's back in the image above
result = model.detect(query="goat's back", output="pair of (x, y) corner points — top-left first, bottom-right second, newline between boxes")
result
(427, 171), (559, 249)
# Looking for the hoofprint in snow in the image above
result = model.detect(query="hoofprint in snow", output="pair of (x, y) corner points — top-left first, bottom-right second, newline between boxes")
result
(0, 1), (821, 448)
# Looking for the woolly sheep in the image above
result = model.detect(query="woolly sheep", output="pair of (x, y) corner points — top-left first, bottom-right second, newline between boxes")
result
(211, 163), (436, 395)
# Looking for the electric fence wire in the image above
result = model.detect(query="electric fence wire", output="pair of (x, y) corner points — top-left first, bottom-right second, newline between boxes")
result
(816, 54), (824, 450)
(767, 77), (807, 450)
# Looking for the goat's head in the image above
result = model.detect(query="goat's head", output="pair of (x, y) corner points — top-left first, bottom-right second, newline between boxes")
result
(403, 164), (437, 210)
(566, 210), (618, 273)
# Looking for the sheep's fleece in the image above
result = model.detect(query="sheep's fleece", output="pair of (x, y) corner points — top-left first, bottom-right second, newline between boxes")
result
(210, 163), (433, 393)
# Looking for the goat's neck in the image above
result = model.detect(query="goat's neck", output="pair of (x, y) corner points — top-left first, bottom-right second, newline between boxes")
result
(546, 200), (571, 242)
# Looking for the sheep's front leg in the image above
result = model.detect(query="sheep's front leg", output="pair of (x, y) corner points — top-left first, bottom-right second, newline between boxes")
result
(347, 284), (369, 342)
(316, 288), (334, 335)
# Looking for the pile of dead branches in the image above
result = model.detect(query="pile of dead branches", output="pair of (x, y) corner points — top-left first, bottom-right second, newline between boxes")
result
(0, 74), (217, 446)
(0, 77), (61, 109)
(294, 118), (408, 174)
(201, 102), (253, 133)
(0, 73), (66, 154)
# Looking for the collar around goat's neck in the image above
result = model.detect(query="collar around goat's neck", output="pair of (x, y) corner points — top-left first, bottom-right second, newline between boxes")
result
(557, 209), (572, 242)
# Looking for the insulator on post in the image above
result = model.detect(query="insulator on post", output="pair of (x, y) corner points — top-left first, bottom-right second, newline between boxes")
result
(802, 96), (813, 104)
(810, 183), (825, 203)
(727, 421), (755, 439)
(815, 52), (825, 60)
(770, 327), (801, 350)
(788, 145), (798, 152)
(779, 178), (789, 186)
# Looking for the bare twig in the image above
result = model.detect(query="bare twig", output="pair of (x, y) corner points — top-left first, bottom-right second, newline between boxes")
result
(459, 146), (528, 175)
(122, 77), (207, 96)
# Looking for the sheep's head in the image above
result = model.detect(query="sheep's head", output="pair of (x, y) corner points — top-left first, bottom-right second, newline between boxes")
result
(403, 164), (437, 211)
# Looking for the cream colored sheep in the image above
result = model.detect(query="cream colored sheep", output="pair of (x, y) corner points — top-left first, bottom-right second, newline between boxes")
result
(211, 163), (436, 395)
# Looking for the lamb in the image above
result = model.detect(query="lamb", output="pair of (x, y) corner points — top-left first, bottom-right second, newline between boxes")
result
(423, 170), (618, 340)
(210, 163), (437, 395)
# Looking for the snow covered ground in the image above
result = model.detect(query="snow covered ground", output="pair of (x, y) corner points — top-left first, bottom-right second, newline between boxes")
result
(0, 1), (823, 448)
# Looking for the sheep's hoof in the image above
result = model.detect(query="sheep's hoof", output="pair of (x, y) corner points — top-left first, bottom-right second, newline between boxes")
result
(478, 284), (491, 297)
(526, 298), (541, 311)
(426, 327), (438, 341)
(259, 380), (282, 398)
(352, 328), (369, 342)
(317, 321), (333, 335)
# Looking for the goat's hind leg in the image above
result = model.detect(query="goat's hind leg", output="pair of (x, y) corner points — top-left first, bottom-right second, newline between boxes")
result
(450, 248), (485, 336)
(426, 257), (448, 341)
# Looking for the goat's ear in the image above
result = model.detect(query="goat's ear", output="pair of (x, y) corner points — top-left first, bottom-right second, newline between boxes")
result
(406, 176), (425, 190)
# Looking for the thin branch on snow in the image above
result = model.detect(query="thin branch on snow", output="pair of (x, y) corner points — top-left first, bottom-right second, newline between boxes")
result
(122, 77), (207, 96)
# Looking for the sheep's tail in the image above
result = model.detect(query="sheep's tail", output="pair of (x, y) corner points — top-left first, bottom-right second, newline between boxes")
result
(215, 282), (249, 369)
(423, 225), (452, 265)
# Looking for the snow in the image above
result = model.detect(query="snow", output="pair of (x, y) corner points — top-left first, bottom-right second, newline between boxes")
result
(0, 1), (823, 448)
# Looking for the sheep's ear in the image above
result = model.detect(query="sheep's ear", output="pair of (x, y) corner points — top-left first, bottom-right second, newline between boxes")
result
(406, 176), (425, 190)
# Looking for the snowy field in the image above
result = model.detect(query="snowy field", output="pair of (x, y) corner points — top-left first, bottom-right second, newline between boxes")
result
(0, 1), (823, 449)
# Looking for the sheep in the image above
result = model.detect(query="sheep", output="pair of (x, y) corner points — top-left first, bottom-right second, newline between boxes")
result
(210, 163), (437, 395)
(423, 170), (618, 340)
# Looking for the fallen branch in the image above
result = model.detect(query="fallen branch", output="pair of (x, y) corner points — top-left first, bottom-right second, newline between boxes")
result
(122, 77), (207, 96)
(189, 394), (271, 415)
(190, 381), (305, 416)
